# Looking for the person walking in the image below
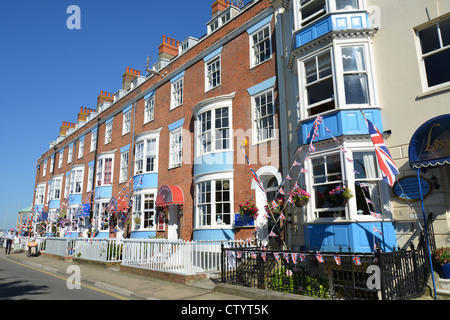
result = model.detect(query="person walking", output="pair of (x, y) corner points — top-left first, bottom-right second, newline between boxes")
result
(5, 229), (14, 254)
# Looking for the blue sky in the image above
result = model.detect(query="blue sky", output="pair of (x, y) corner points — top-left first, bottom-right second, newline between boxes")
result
(0, 0), (231, 230)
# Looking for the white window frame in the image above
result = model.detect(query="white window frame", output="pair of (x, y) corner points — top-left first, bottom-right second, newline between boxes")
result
(120, 150), (129, 183)
(42, 161), (47, 177)
(249, 24), (272, 68)
(123, 109), (131, 135)
(50, 157), (54, 174)
(196, 107), (231, 156)
(194, 172), (233, 229)
(87, 165), (94, 192)
(298, 40), (376, 119)
(35, 184), (46, 205)
(416, 16), (450, 90)
(50, 176), (62, 200)
(133, 191), (157, 231)
(252, 88), (276, 144)
(69, 167), (84, 195)
(78, 139), (84, 159)
(105, 121), (113, 144)
(171, 77), (184, 110)
(169, 128), (182, 169)
(295, 0), (363, 30)
(58, 150), (63, 168)
(96, 153), (114, 187)
(134, 132), (160, 175)
(68, 144), (73, 164)
(144, 96), (155, 124)
(90, 130), (97, 152)
(205, 55), (221, 91)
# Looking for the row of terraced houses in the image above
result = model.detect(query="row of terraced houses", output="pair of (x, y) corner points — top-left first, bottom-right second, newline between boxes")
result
(31, 0), (450, 252)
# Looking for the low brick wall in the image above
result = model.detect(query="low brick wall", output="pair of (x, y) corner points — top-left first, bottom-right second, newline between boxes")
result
(120, 264), (206, 285)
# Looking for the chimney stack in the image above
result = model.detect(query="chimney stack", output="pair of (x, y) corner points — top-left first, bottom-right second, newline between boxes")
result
(212, 0), (230, 18)
(59, 121), (77, 136)
(158, 35), (180, 60)
(122, 67), (142, 91)
(77, 107), (95, 122)
(97, 90), (114, 107)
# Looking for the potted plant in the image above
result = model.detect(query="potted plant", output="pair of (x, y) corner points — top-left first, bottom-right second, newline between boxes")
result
(265, 198), (285, 216)
(434, 247), (450, 279)
(290, 189), (311, 207)
(134, 217), (141, 229)
(239, 201), (259, 219)
(329, 185), (353, 206)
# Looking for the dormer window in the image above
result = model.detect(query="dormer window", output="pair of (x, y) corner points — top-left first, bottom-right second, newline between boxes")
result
(207, 5), (240, 35)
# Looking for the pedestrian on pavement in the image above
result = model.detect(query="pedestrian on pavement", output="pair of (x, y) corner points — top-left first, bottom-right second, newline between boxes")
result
(13, 232), (22, 253)
(5, 229), (14, 254)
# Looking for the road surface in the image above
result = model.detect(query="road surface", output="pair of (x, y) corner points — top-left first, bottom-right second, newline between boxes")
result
(0, 256), (131, 300)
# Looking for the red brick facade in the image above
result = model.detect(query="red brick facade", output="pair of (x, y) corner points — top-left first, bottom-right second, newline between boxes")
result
(33, 0), (281, 241)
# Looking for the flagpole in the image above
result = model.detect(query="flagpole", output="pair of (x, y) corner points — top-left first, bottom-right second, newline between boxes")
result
(416, 168), (438, 300)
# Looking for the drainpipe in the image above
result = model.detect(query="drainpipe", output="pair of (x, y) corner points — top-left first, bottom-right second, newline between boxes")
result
(89, 117), (101, 230)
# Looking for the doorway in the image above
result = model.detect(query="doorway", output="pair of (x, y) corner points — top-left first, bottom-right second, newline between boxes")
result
(167, 205), (180, 240)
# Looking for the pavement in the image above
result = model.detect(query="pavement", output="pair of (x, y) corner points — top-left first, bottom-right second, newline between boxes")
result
(0, 251), (252, 300)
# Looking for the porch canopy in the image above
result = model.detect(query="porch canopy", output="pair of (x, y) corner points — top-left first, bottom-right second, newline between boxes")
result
(156, 185), (184, 207)
(408, 114), (450, 169)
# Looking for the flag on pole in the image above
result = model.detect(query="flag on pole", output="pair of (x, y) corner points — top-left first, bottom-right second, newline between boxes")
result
(244, 154), (266, 194)
(364, 117), (399, 187)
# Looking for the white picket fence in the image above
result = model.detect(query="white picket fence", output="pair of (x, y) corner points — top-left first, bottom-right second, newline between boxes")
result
(121, 238), (255, 275)
(37, 237), (254, 276)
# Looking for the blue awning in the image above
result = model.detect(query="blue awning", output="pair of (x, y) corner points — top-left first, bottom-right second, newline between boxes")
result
(409, 114), (450, 169)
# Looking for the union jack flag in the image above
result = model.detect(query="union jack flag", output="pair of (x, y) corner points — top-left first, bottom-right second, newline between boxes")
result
(299, 253), (305, 262)
(271, 200), (278, 208)
(264, 212), (270, 219)
(293, 160), (301, 166)
(286, 174), (292, 180)
(291, 253), (297, 264)
(284, 253), (290, 263)
(245, 154), (266, 194)
(261, 251), (266, 262)
(373, 227), (383, 235)
(279, 187), (285, 195)
(251, 252), (257, 259)
(237, 251), (242, 259)
(316, 252), (324, 263)
(301, 168), (308, 174)
(279, 213), (286, 221)
(287, 196), (294, 204)
(365, 197), (374, 205)
(365, 118), (399, 187)
(370, 211), (382, 219)
(274, 253), (280, 261)
(334, 255), (341, 265)
(294, 182), (300, 190)
(269, 231), (278, 237)
(352, 254), (361, 266)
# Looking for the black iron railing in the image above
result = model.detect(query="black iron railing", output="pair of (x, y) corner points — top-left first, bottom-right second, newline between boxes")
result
(220, 230), (433, 300)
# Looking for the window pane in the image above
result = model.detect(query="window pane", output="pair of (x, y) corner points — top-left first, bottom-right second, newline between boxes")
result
(342, 46), (366, 72)
(353, 152), (378, 180)
(307, 77), (334, 105)
(305, 58), (317, 84)
(344, 74), (369, 104)
(419, 25), (440, 54)
(440, 18), (450, 47)
(424, 48), (450, 87)
(336, 0), (359, 10)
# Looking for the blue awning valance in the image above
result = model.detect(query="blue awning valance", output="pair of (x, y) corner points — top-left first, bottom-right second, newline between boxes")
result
(409, 114), (450, 169)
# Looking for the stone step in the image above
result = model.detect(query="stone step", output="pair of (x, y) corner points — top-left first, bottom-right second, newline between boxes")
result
(439, 279), (450, 290)
(437, 289), (450, 300)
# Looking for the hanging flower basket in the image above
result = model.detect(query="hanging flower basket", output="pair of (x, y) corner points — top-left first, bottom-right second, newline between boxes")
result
(289, 189), (310, 207)
(329, 186), (353, 207)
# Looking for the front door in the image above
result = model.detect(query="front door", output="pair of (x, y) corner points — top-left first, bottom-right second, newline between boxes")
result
(167, 205), (179, 240)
